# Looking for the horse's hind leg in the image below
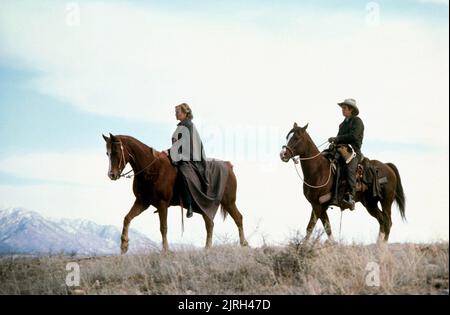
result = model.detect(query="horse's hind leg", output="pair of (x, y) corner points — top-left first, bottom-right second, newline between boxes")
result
(225, 203), (248, 247)
(380, 199), (393, 242)
(201, 213), (214, 249)
(362, 198), (386, 243)
(121, 199), (147, 254)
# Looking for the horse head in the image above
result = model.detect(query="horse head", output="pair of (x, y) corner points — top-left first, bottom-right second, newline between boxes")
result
(280, 122), (309, 162)
(102, 133), (130, 180)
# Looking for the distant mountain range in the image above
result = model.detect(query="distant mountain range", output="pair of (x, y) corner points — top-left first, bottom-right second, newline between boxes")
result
(0, 207), (159, 255)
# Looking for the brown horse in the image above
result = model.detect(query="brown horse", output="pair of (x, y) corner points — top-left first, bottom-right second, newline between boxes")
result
(102, 133), (248, 253)
(280, 123), (406, 243)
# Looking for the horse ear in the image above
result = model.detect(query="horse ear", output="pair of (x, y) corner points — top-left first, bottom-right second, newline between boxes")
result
(293, 122), (298, 128)
(102, 134), (109, 142)
(109, 133), (116, 141)
(302, 123), (309, 130)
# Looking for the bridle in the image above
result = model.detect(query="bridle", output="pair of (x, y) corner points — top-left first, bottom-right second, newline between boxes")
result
(282, 133), (328, 162)
(112, 141), (158, 179)
(112, 141), (127, 173)
(282, 133), (332, 189)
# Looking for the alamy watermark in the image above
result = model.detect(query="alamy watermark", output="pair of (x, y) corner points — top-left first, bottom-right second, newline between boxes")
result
(65, 2), (81, 27)
(167, 123), (288, 173)
(365, 261), (380, 287)
(365, 2), (381, 27)
(65, 262), (80, 287)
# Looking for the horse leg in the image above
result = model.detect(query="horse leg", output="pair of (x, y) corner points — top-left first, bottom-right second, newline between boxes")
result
(121, 199), (146, 254)
(319, 210), (336, 244)
(380, 199), (393, 242)
(201, 213), (214, 249)
(226, 203), (248, 247)
(157, 202), (169, 252)
(305, 209), (318, 242)
(362, 198), (386, 244)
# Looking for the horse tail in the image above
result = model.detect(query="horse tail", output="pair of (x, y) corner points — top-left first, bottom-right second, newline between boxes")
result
(386, 162), (406, 221)
(220, 205), (228, 221)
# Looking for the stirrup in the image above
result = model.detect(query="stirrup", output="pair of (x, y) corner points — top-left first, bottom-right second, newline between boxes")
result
(342, 197), (355, 210)
(329, 198), (339, 207)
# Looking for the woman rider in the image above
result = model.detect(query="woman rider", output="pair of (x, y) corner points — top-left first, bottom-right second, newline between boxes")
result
(162, 103), (208, 218)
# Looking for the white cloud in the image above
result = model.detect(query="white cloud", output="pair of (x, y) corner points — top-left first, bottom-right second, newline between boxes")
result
(0, 1), (448, 149)
(0, 150), (109, 185)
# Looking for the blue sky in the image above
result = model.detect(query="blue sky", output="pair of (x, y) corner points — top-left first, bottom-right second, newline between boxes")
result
(128, 0), (449, 20)
(0, 0), (448, 245)
(0, 64), (171, 186)
(0, 65), (170, 154)
(1, 0), (447, 156)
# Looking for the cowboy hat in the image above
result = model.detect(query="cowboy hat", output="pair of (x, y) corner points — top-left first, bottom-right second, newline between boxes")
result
(337, 98), (359, 116)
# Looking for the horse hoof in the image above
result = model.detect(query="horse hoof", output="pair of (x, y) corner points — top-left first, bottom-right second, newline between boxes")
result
(241, 240), (249, 247)
(120, 243), (129, 254)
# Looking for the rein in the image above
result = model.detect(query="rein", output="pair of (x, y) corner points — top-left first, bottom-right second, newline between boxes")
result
(113, 141), (159, 179)
(284, 139), (333, 189)
(293, 162), (333, 189)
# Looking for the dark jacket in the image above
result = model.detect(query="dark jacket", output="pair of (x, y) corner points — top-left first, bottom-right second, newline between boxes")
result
(167, 119), (208, 190)
(335, 116), (364, 157)
(168, 119), (206, 164)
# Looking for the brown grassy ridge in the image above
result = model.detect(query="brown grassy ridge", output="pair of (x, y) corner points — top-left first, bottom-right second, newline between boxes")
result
(0, 238), (448, 295)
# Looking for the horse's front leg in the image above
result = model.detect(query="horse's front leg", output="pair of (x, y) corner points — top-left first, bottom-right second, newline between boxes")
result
(121, 199), (145, 254)
(157, 202), (169, 252)
(305, 209), (318, 242)
(319, 210), (336, 244)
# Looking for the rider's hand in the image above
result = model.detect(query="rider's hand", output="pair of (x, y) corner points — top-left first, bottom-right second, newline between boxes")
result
(328, 137), (336, 143)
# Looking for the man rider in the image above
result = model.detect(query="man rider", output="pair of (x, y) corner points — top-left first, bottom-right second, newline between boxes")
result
(328, 98), (364, 210)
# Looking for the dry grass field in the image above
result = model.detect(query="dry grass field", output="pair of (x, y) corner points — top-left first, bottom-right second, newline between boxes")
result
(0, 237), (448, 295)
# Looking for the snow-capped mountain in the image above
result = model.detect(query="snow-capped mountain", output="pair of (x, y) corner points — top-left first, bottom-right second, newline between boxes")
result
(0, 207), (159, 255)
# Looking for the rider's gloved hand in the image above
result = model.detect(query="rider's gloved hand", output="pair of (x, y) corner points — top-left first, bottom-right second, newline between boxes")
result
(328, 137), (336, 143)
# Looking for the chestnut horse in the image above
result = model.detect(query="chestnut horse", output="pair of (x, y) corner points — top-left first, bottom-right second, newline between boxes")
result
(103, 133), (248, 253)
(280, 123), (406, 243)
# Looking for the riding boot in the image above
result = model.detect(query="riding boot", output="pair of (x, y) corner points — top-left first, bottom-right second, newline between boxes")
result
(343, 194), (355, 210)
(329, 163), (340, 206)
(186, 205), (193, 218)
(343, 158), (358, 210)
(181, 178), (194, 218)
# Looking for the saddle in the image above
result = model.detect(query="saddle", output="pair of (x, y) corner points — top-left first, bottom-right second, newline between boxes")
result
(321, 144), (384, 206)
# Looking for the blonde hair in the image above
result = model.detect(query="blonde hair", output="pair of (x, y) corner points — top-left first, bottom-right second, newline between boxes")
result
(176, 103), (194, 120)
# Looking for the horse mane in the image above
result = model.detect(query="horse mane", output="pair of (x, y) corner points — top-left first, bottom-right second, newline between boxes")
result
(303, 131), (320, 154)
(115, 135), (159, 156)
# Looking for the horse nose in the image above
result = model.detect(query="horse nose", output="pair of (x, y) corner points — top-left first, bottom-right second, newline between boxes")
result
(279, 150), (289, 162)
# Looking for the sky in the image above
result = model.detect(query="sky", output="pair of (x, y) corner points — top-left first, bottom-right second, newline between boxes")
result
(0, 0), (448, 248)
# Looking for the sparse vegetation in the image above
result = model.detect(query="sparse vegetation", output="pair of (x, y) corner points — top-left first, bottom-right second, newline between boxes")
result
(0, 238), (448, 295)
